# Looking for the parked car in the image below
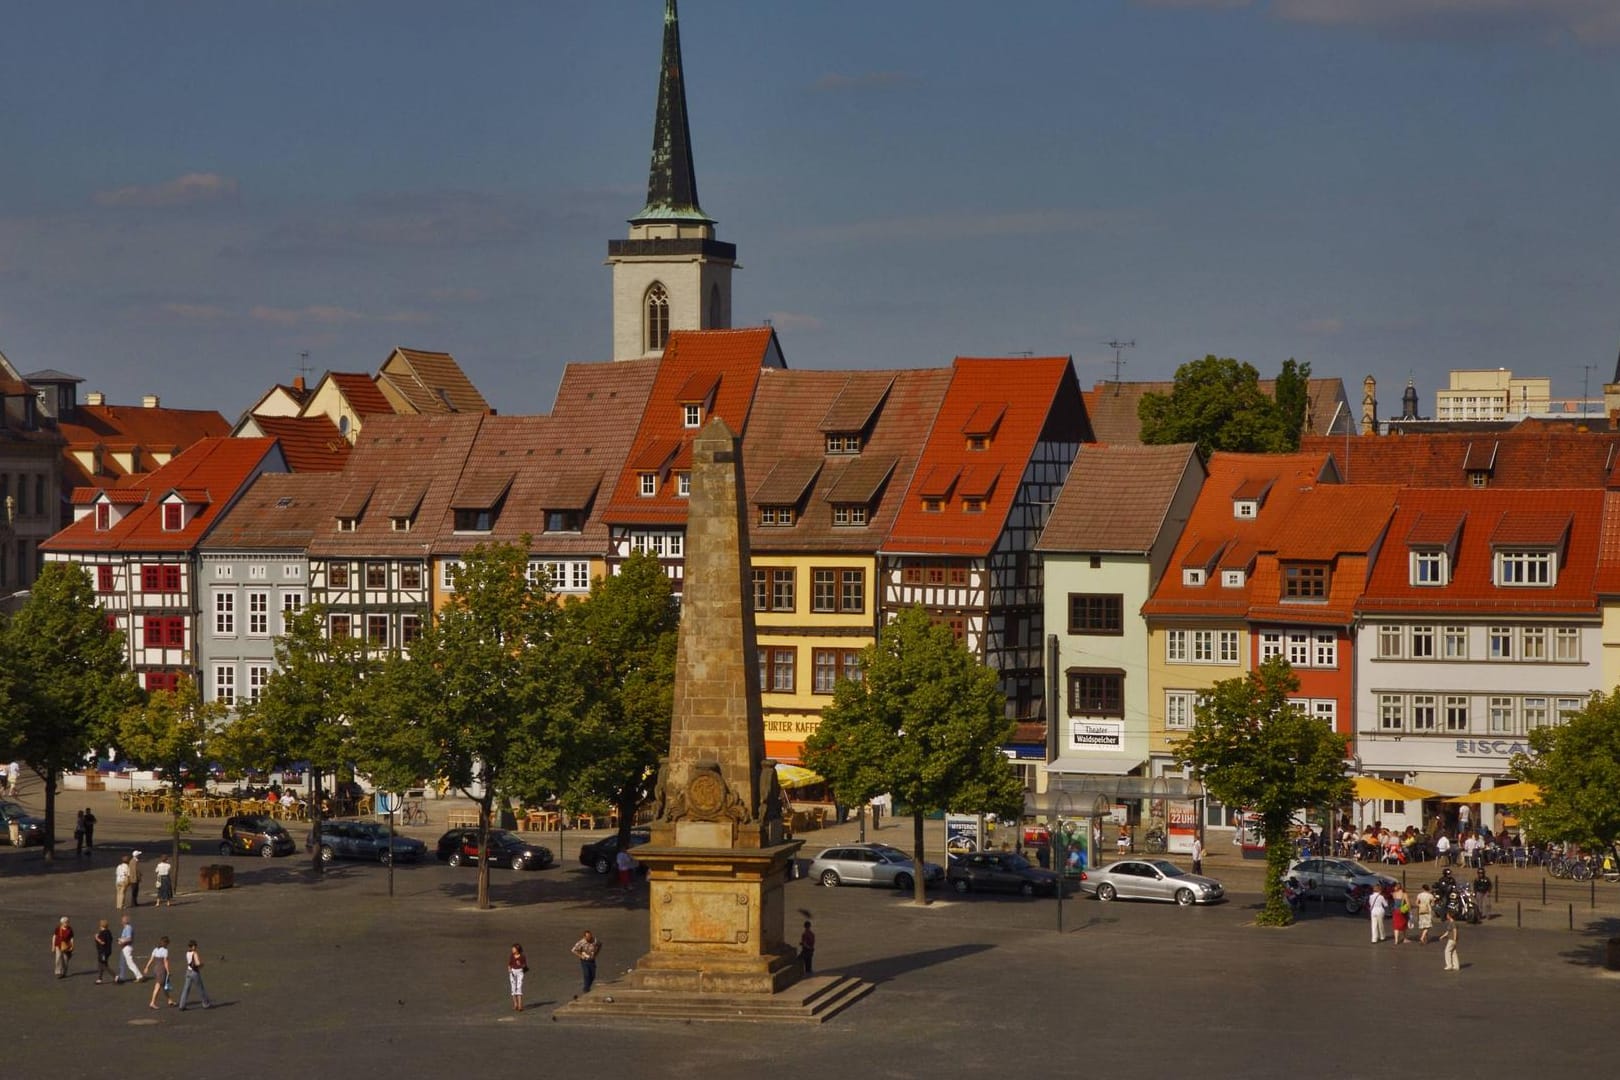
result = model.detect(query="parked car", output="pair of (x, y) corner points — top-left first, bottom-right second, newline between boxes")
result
(0, 799), (46, 846)
(578, 828), (652, 874)
(1079, 859), (1225, 905)
(436, 828), (554, 871)
(219, 815), (297, 858)
(310, 820), (427, 865)
(807, 843), (944, 890)
(946, 851), (1061, 896)
(1287, 857), (1397, 913)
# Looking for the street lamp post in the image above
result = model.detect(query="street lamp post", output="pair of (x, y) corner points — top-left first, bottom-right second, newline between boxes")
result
(1051, 789), (1075, 934)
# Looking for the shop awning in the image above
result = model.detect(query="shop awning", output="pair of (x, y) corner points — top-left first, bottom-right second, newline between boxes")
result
(1407, 772), (1475, 798)
(774, 762), (824, 789)
(1444, 781), (1541, 805)
(1352, 777), (1441, 801)
(1046, 758), (1145, 777)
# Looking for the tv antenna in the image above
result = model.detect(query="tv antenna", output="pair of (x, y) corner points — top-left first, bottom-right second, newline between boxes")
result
(1105, 339), (1134, 393)
(297, 350), (313, 383)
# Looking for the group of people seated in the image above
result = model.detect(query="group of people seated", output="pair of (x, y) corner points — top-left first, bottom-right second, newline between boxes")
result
(1343, 821), (1523, 866)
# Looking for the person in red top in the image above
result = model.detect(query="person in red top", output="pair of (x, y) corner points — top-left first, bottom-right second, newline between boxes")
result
(51, 917), (75, 979)
(508, 943), (529, 1011)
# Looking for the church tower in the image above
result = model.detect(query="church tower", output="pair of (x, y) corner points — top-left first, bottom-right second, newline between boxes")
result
(608, 0), (736, 361)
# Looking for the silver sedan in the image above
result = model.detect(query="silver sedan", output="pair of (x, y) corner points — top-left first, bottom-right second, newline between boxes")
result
(1079, 858), (1225, 905)
(806, 843), (944, 891)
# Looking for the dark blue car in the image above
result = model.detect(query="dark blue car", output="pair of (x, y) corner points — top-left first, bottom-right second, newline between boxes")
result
(311, 820), (427, 865)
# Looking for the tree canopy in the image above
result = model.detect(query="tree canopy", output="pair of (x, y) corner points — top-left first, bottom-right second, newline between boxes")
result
(804, 605), (1022, 903)
(118, 676), (225, 873)
(1174, 657), (1348, 925)
(1139, 355), (1312, 458)
(1512, 692), (1620, 851)
(0, 562), (140, 861)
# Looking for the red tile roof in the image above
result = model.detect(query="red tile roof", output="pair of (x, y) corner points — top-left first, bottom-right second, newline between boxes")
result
(44, 437), (282, 554)
(885, 356), (1088, 556)
(248, 415), (351, 473)
(602, 328), (783, 528)
(1303, 429), (1620, 488)
(377, 347), (491, 414)
(199, 472), (351, 551)
(326, 372), (396, 417)
(1358, 488), (1603, 616)
(1596, 492), (1620, 596)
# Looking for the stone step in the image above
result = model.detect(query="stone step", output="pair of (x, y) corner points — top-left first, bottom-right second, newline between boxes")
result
(553, 975), (874, 1025)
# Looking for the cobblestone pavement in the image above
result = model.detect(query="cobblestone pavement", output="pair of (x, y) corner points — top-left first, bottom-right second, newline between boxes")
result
(4, 782), (1617, 1079)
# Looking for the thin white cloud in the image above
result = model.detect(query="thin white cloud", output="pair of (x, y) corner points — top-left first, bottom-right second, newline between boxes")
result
(764, 311), (823, 333)
(812, 71), (916, 93)
(257, 190), (537, 256)
(94, 172), (240, 209)
(160, 302), (233, 323)
(1136, 0), (1620, 45)
(249, 305), (368, 327)
(799, 208), (1149, 244)
(1300, 317), (1344, 336)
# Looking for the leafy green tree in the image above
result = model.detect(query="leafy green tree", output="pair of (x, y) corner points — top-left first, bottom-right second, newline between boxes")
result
(1174, 657), (1349, 926)
(0, 563), (140, 862)
(118, 676), (225, 877)
(1512, 692), (1620, 851)
(546, 551), (678, 851)
(364, 541), (560, 909)
(1272, 358), (1312, 446)
(1138, 355), (1301, 458)
(804, 606), (1023, 904)
(213, 605), (376, 874)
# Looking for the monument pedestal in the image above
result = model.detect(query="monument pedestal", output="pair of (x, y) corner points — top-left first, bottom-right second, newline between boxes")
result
(630, 840), (803, 995)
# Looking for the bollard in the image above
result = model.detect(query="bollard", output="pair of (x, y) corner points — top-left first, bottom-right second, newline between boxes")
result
(1516, 901), (1521, 928)
(1592, 877), (1597, 909)
(1542, 877), (1547, 905)
(1569, 902), (1574, 930)
(1401, 869), (1407, 889)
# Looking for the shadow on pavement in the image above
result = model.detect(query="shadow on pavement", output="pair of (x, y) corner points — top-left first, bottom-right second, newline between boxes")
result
(842, 942), (993, 985)
(1558, 917), (1620, 968)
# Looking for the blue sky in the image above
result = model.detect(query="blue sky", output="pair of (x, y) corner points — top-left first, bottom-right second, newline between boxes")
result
(2, 1), (1617, 417)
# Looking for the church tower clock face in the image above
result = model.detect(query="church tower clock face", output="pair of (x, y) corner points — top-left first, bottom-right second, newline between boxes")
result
(606, 0), (736, 361)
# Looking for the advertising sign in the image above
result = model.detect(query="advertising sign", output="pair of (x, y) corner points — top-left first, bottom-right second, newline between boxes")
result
(1167, 800), (1198, 855)
(945, 814), (980, 855)
(1069, 719), (1124, 751)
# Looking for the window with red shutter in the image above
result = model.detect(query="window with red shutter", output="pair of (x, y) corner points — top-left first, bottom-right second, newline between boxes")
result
(97, 566), (113, 593)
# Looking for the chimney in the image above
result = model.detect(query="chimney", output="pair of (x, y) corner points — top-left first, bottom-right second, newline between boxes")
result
(293, 376), (306, 393)
(142, 394), (161, 408)
(86, 391), (105, 406)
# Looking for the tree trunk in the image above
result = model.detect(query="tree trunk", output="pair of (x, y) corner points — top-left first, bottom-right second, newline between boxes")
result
(169, 773), (183, 884)
(310, 771), (326, 876)
(1260, 815), (1295, 926)
(42, 766), (58, 864)
(616, 782), (638, 848)
(912, 812), (928, 905)
(476, 789), (494, 910)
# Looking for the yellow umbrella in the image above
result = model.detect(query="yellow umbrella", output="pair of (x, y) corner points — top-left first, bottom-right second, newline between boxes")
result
(1443, 781), (1541, 805)
(1352, 776), (1443, 801)
(774, 762), (824, 789)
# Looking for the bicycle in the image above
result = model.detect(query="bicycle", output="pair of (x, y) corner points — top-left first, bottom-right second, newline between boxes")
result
(399, 799), (428, 827)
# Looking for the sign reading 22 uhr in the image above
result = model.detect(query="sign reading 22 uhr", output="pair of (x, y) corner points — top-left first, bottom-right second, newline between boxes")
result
(1070, 720), (1124, 751)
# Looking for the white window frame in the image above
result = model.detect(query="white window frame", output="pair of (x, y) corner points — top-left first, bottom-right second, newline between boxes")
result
(1554, 627), (1580, 661)
(282, 564), (302, 579)
(1310, 699), (1336, 727)
(1410, 550), (1447, 587)
(1411, 694), (1437, 732)
(1443, 625), (1468, 660)
(1495, 549), (1553, 587)
(1488, 626), (1513, 661)
(683, 403), (702, 428)
(247, 665), (271, 703)
(439, 560), (462, 592)
(1286, 633), (1310, 666)
(639, 472), (657, 497)
(1444, 695), (1469, 733)
(214, 591), (235, 636)
(677, 473), (691, 498)
(1488, 696), (1516, 734)
(1218, 630), (1240, 664)
(1165, 690), (1196, 731)
(247, 591), (269, 637)
(1378, 694), (1404, 731)
(1221, 569), (1245, 588)
(1166, 630), (1188, 663)
(214, 665), (236, 705)
(1182, 568), (1205, 586)
(1521, 626), (1547, 661)
(1410, 625), (1435, 659)
(1260, 633), (1282, 661)
(1522, 696), (1550, 730)
(280, 592), (304, 633)
(1312, 632), (1337, 668)
(1378, 624), (1403, 659)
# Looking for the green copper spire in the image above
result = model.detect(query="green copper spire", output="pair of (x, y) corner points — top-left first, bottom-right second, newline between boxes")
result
(635, 0), (711, 224)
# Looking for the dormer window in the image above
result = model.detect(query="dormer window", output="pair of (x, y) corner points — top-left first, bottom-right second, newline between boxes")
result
(546, 510), (583, 533)
(454, 508), (494, 532)
(95, 503), (111, 531)
(1468, 471), (1489, 489)
(962, 498), (985, 514)
(825, 434), (861, 455)
(683, 403), (702, 429)
(639, 472), (657, 497)
(1230, 478), (1271, 519)
(337, 517), (358, 533)
(1182, 568), (1205, 586)
(1496, 550), (1553, 587)
(390, 516), (412, 532)
(832, 504), (868, 527)
(1233, 500), (1258, 519)
(1283, 563), (1329, 599)
(923, 498), (943, 514)
(677, 472), (691, 498)
(759, 506), (795, 527)
(1221, 569), (1245, 588)
(967, 435), (989, 452)
(1411, 549), (1448, 586)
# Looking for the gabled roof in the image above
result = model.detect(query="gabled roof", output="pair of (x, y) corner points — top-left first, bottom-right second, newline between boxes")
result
(248, 415), (351, 473)
(742, 367), (950, 554)
(1142, 452), (1339, 620)
(199, 472), (350, 552)
(751, 458), (822, 506)
(1303, 429), (1620, 488)
(323, 372), (396, 417)
(44, 437), (282, 554)
(1038, 443), (1204, 555)
(885, 356), (1088, 556)
(1358, 488), (1603, 617)
(376, 347), (491, 415)
(55, 402), (231, 489)
(602, 328), (783, 528)
(1085, 377), (1350, 444)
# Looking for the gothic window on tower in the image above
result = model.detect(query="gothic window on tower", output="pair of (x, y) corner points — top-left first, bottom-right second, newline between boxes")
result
(645, 283), (670, 352)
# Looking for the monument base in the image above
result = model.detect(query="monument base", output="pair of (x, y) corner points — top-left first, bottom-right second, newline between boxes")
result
(629, 839), (803, 995)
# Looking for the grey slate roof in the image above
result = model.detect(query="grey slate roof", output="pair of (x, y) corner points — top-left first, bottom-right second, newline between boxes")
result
(1036, 443), (1202, 554)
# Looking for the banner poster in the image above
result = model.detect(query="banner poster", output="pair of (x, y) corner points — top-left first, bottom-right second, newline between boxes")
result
(945, 814), (980, 855)
(1167, 800), (1198, 855)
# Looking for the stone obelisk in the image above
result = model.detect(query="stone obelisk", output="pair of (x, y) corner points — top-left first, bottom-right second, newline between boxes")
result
(629, 418), (802, 994)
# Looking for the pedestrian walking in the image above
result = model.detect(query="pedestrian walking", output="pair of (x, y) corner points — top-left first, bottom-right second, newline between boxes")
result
(93, 919), (114, 984)
(799, 920), (816, 976)
(115, 915), (142, 983)
(1191, 835), (1205, 876)
(615, 846), (636, 888)
(5, 760), (18, 797)
(144, 937), (177, 1008)
(51, 917), (75, 979)
(177, 940), (213, 1010)
(570, 930), (600, 995)
(1473, 865), (1492, 920)
(1443, 910), (1461, 971)
(81, 807), (96, 854)
(115, 856), (131, 910)
(1415, 884), (1436, 945)
(74, 810), (87, 856)
(127, 851), (143, 907)
(155, 855), (174, 906)
(508, 943), (529, 1011)
(1391, 885), (1410, 944)
(1368, 884), (1389, 944)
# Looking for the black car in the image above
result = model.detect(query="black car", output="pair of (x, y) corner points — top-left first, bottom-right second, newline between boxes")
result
(310, 820), (427, 865)
(219, 815), (297, 858)
(0, 799), (46, 846)
(946, 851), (1061, 896)
(435, 828), (554, 871)
(578, 828), (652, 874)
